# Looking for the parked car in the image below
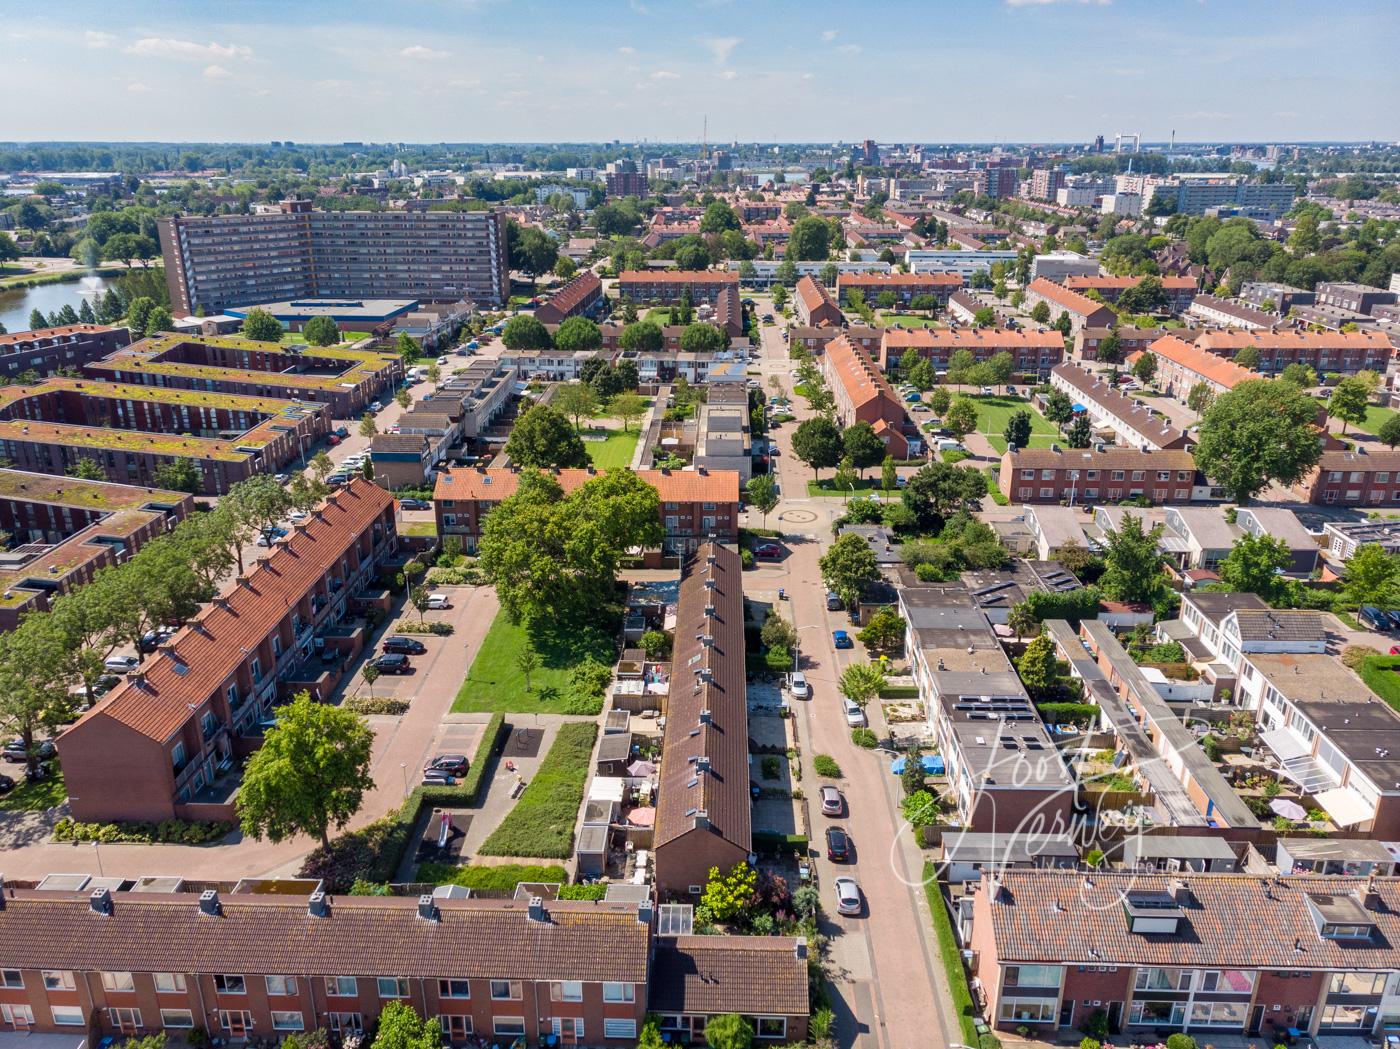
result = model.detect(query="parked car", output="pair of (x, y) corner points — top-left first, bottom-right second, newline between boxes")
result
(273, 473), (290, 484)
(0, 773), (14, 794)
(1360, 605), (1392, 631)
(326, 434), (342, 446)
(937, 439), (964, 452)
(421, 770), (456, 786)
(425, 754), (469, 777)
(426, 593), (451, 610)
(1386, 610), (1400, 631)
(754, 543), (784, 559)
(382, 637), (427, 655)
(833, 876), (862, 916)
(437, 356), (449, 366)
(826, 591), (844, 611)
(334, 426), (350, 438)
(1390, 645), (1400, 656)
(370, 400), (383, 413)
(399, 498), (430, 511)
(138, 628), (175, 653)
(904, 391), (921, 402)
(2, 740), (55, 763)
(825, 826), (851, 862)
(789, 672), (810, 699)
(371, 653), (411, 674)
(833, 630), (853, 649)
(843, 697), (867, 727)
(820, 785), (843, 816)
(104, 655), (139, 674)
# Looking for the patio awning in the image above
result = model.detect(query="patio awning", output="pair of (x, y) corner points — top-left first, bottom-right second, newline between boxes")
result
(1315, 786), (1373, 828)
(1261, 727), (1310, 762)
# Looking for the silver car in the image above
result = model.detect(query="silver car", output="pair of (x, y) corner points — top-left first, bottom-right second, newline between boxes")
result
(834, 876), (862, 916)
(820, 785), (843, 817)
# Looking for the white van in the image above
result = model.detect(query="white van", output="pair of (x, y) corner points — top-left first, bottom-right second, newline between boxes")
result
(426, 593), (451, 610)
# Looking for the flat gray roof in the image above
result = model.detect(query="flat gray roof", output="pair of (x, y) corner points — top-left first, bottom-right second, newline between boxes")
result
(1123, 835), (1238, 861)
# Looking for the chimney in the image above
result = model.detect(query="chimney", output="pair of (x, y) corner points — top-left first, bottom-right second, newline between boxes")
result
(236, 575), (250, 588)
(308, 891), (330, 918)
(527, 896), (547, 924)
(417, 894), (439, 922)
(199, 889), (221, 917)
(1170, 879), (1191, 906)
(1364, 874), (1382, 911)
(90, 887), (113, 916)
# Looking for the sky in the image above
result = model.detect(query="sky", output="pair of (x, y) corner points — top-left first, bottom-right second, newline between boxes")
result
(3, 0), (1397, 145)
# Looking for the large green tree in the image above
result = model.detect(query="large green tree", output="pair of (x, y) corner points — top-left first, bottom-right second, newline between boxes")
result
(504, 403), (590, 468)
(237, 692), (375, 850)
(1099, 513), (1166, 605)
(1344, 544), (1400, 610)
(1217, 531), (1291, 603)
(1327, 376), (1371, 435)
(501, 314), (552, 351)
(553, 315), (602, 354)
(553, 382), (599, 431)
(820, 533), (881, 610)
(900, 461), (985, 531)
(745, 474), (779, 527)
(791, 416), (843, 480)
(843, 421), (886, 478)
(1192, 379), (1323, 503)
(619, 320), (663, 354)
(302, 316), (341, 347)
(787, 216), (832, 261)
(679, 322), (727, 353)
(371, 1002), (443, 1049)
(240, 307), (284, 343)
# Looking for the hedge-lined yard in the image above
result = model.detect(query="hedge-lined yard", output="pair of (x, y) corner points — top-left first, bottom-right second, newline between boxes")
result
(414, 862), (566, 890)
(480, 722), (598, 859)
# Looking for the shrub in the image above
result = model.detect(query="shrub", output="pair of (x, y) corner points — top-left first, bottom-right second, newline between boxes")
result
(52, 817), (231, 845)
(740, 548), (755, 570)
(1036, 702), (1101, 727)
(425, 564), (483, 586)
(414, 862), (567, 890)
(558, 882), (609, 900)
(389, 620), (454, 635)
(640, 629), (672, 660)
(902, 789), (938, 827)
(813, 754), (842, 778)
(851, 727), (878, 748)
(1342, 644), (1381, 669)
(761, 755), (781, 779)
(1166, 1035), (1197, 1049)
(344, 696), (410, 715)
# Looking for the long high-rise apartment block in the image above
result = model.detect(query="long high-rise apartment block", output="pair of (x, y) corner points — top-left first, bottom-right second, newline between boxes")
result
(157, 200), (509, 316)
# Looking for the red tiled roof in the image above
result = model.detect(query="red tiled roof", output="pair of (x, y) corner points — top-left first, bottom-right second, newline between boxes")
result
(434, 467), (739, 505)
(61, 478), (393, 744)
(1004, 445), (1196, 472)
(1149, 334), (1261, 389)
(651, 936), (809, 1015)
(0, 323), (120, 348)
(882, 328), (1064, 350)
(1196, 329), (1394, 352)
(795, 275), (838, 315)
(1064, 275), (1196, 291)
(825, 334), (900, 413)
(534, 271), (600, 320)
(618, 270), (739, 284)
(1026, 277), (1114, 317)
(837, 272), (961, 287)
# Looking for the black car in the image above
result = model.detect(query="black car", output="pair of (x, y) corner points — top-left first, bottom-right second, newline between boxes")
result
(425, 754), (469, 777)
(825, 826), (851, 862)
(0, 773), (14, 794)
(371, 653), (411, 674)
(382, 636), (427, 655)
(399, 498), (431, 511)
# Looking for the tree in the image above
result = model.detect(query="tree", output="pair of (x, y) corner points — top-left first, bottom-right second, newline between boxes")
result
(302, 316), (341, 347)
(1280, 363), (1318, 388)
(511, 225), (559, 285)
(141, 305), (172, 336)
(1328, 376), (1371, 434)
(395, 387), (412, 411)
(792, 416), (843, 480)
(787, 216), (831, 261)
(705, 1015), (754, 1049)
(843, 421), (886, 478)
(1218, 532), (1291, 602)
(1099, 513), (1166, 605)
(237, 692), (375, 850)
(901, 461), (985, 531)
(820, 533), (880, 610)
(396, 331), (421, 365)
(553, 315), (602, 354)
(358, 412), (378, 440)
(1192, 379), (1324, 504)
(515, 642), (541, 692)
(553, 382), (599, 431)
(610, 391), (646, 432)
(371, 1002), (443, 1049)
(929, 387), (952, 416)
(1132, 352), (1158, 385)
(1234, 345), (1262, 371)
(944, 397), (978, 440)
(0, 232), (19, 264)
(1029, 300), (1051, 324)
(1004, 409), (1032, 451)
(700, 200), (741, 233)
(680, 322), (727, 354)
(1379, 414), (1400, 449)
(1065, 414), (1092, 448)
(1187, 381), (1216, 415)
(240, 307), (284, 343)
(771, 284), (788, 310)
(67, 457), (105, 481)
(1116, 275), (1166, 315)
(987, 352), (1016, 393)
(224, 473), (295, 553)
(972, 306), (996, 328)
(504, 403), (590, 469)
(746, 474), (779, 527)
(901, 742), (925, 797)
(1096, 331), (1123, 364)
(856, 605), (905, 655)
(700, 863), (758, 923)
(1016, 632), (1057, 697)
(152, 458), (203, 494)
(28, 308), (47, 331)
(1007, 601), (1040, 639)
(0, 616), (80, 779)
(838, 663), (885, 706)
(310, 451), (334, 486)
(1042, 389), (1074, 427)
(125, 296), (155, 335)
(618, 320), (663, 354)
(501, 314), (552, 351)
(360, 663), (380, 699)
(760, 613), (798, 659)
(820, 262), (839, 288)
(1344, 544), (1400, 610)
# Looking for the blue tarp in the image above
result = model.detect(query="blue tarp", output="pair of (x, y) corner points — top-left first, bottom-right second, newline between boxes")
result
(1071, 403), (1087, 412)
(890, 755), (945, 775)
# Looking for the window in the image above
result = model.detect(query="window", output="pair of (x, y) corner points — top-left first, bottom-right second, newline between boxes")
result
(330, 1014), (364, 1035)
(1330, 971), (1387, 996)
(171, 741), (186, 769)
(265, 976), (297, 996)
(1, 1005), (34, 1028)
(438, 979), (471, 999)
(50, 1006), (84, 1027)
(1320, 1004), (1371, 1029)
(756, 1018), (787, 1039)
(1200, 970), (1256, 993)
(603, 983), (635, 1003)
(1085, 470), (1099, 480)
(551, 982), (583, 1003)
(1112, 471), (1124, 481)
(1135, 968), (1191, 992)
(1021, 469), (1035, 480)
(102, 972), (136, 992)
(43, 971), (74, 991)
(1322, 922), (1373, 940)
(325, 977), (358, 997)
(490, 980), (521, 1001)
(377, 977), (410, 999)
(603, 1019), (637, 1040)
(493, 1018), (527, 1037)
(441, 1016), (474, 1040)
(108, 1008), (142, 1031)
(998, 999), (1056, 1023)
(160, 1010), (194, 1029)
(213, 975), (246, 994)
(1004, 965), (1062, 989)
(0, 971), (22, 989)
(272, 1012), (305, 1032)
(154, 973), (187, 994)
(1129, 1001), (1186, 1026)
(1188, 1001), (1248, 1027)
(1131, 471), (1145, 482)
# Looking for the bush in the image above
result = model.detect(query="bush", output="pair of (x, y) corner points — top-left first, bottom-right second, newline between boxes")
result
(52, 817), (231, 845)
(344, 696), (410, 715)
(414, 862), (566, 890)
(558, 882), (609, 900)
(1036, 702), (1101, 727)
(1166, 1036), (1197, 1049)
(1342, 644), (1381, 669)
(479, 722), (597, 858)
(389, 620), (455, 635)
(425, 564), (483, 586)
(761, 755), (781, 779)
(640, 629), (672, 660)
(813, 754), (842, 778)
(851, 727), (878, 748)
(740, 547), (755, 570)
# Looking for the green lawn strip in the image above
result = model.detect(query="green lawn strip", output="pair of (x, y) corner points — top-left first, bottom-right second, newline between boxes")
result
(0, 763), (65, 812)
(582, 428), (640, 469)
(453, 610), (614, 715)
(1359, 656), (1400, 714)
(806, 477), (891, 497)
(414, 861), (566, 889)
(923, 860), (981, 1046)
(1353, 404), (1399, 436)
(479, 722), (598, 859)
(879, 314), (942, 328)
(983, 468), (1009, 506)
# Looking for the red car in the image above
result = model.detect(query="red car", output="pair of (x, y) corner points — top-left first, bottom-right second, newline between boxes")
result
(1390, 645), (1400, 655)
(327, 434), (342, 446)
(754, 543), (784, 559)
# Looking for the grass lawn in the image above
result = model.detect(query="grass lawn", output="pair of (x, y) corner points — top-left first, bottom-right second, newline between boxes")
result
(967, 394), (1060, 454)
(806, 477), (893, 497)
(1359, 656), (1400, 714)
(581, 428), (640, 469)
(0, 763), (64, 812)
(479, 722), (598, 858)
(453, 610), (615, 715)
(414, 861), (567, 888)
(1352, 404), (1399, 437)
(879, 313), (942, 329)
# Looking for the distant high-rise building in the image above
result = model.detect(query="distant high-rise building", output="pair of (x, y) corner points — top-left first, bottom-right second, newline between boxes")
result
(972, 167), (1018, 199)
(1093, 134), (1105, 154)
(855, 139), (880, 166)
(605, 170), (649, 197)
(1029, 169), (1066, 202)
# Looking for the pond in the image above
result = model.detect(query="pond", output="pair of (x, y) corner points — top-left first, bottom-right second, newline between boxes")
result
(0, 273), (116, 334)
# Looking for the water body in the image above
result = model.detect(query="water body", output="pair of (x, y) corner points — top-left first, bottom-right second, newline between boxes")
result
(0, 274), (116, 334)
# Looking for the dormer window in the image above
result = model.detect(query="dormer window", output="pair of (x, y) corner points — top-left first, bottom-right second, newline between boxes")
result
(1305, 892), (1375, 941)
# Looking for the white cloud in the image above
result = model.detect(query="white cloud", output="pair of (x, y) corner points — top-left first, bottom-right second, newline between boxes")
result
(698, 35), (741, 64)
(85, 31), (114, 49)
(718, 69), (738, 80)
(1006, 0), (1110, 5)
(650, 69), (680, 80)
(399, 44), (451, 60)
(126, 81), (151, 93)
(314, 79), (351, 91)
(820, 29), (838, 42)
(630, 0), (651, 12)
(203, 64), (233, 80)
(836, 43), (863, 54)
(617, 45), (636, 55)
(126, 38), (253, 61)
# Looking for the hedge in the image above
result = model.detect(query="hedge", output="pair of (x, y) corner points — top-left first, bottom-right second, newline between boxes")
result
(752, 832), (810, 851)
(924, 860), (981, 1046)
(414, 862), (566, 890)
(300, 711), (506, 891)
(479, 722), (598, 859)
(879, 685), (921, 699)
(53, 817), (232, 845)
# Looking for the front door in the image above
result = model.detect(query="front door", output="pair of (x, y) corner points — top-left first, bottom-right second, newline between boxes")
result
(1250, 1005), (1266, 1035)
(1106, 1002), (1123, 1034)
(110, 1008), (141, 1034)
(221, 1010), (252, 1038)
(1059, 999), (1075, 1028)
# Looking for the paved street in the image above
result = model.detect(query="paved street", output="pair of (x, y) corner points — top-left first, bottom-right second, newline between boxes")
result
(751, 310), (957, 1049)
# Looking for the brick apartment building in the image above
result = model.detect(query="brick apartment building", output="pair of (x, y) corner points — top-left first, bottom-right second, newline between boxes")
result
(0, 470), (193, 630)
(1074, 326), (1167, 361)
(57, 478), (397, 823)
(616, 271), (738, 306)
(835, 271), (962, 307)
(971, 870), (1400, 1039)
(1148, 335), (1261, 404)
(654, 543), (751, 898)
(0, 377), (330, 495)
(532, 271), (603, 326)
(1316, 281), (1398, 315)
(0, 324), (131, 381)
(1023, 278), (1117, 333)
(793, 275), (844, 328)
(821, 335), (913, 458)
(879, 328), (1065, 378)
(1062, 275), (1198, 314)
(999, 446), (1202, 505)
(1049, 363), (1190, 451)
(158, 200), (509, 315)
(0, 884), (809, 1045)
(1194, 330), (1394, 376)
(87, 334), (403, 418)
(1293, 448), (1400, 507)
(787, 325), (882, 357)
(605, 170), (649, 197)
(433, 467), (740, 555)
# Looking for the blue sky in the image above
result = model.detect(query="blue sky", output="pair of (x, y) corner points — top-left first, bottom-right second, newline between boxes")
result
(4, 0), (1397, 144)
